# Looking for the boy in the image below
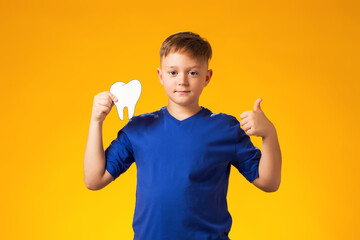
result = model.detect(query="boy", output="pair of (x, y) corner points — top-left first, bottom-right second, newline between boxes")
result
(84, 31), (282, 240)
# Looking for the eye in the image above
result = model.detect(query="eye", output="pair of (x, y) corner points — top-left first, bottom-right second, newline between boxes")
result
(168, 71), (177, 76)
(189, 71), (198, 76)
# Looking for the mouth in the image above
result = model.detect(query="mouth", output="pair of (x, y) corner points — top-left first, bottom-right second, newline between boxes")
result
(175, 91), (190, 93)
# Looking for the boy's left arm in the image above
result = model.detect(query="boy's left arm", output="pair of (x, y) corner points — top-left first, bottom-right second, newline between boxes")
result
(239, 98), (282, 192)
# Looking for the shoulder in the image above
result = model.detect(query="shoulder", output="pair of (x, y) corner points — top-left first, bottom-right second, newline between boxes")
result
(204, 107), (240, 127)
(123, 107), (163, 130)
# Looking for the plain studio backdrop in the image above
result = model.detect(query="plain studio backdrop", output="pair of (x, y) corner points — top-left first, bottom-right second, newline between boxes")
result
(0, 0), (359, 239)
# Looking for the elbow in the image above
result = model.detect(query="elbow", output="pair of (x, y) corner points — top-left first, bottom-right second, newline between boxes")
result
(253, 175), (281, 193)
(84, 180), (95, 190)
(263, 186), (279, 193)
(84, 178), (101, 191)
(85, 183), (98, 191)
(85, 182), (101, 191)
(263, 182), (281, 193)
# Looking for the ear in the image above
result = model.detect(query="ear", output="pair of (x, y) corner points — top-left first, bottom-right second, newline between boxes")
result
(157, 68), (164, 85)
(204, 69), (213, 87)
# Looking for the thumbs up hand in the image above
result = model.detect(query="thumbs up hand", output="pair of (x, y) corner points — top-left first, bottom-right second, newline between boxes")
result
(239, 98), (275, 138)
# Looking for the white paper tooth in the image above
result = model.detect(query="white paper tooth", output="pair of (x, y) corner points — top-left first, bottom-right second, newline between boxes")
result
(110, 79), (142, 120)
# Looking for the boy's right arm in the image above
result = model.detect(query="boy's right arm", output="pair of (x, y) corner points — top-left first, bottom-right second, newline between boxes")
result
(83, 91), (118, 190)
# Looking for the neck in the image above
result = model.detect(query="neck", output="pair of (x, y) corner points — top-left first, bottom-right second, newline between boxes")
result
(166, 101), (201, 121)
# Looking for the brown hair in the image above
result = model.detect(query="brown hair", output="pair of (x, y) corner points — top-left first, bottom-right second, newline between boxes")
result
(159, 31), (212, 67)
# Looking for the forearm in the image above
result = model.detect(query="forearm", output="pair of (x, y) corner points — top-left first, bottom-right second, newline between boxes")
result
(258, 125), (282, 190)
(83, 120), (106, 187)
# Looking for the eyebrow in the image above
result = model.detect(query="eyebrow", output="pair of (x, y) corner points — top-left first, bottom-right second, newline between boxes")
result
(164, 65), (201, 68)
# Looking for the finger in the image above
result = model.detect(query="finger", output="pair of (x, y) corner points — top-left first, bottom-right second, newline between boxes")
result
(243, 126), (251, 134)
(98, 99), (113, 108)
(111, 93), (118, 102)
(241, 124), (253, 135)
(99, 105), (111, 114)
(99, 91), (117, 103)
(245, 128), (254, 136)
(100, 98), (113, 107)
(240, 111), (250, 119)
(102, 92), (117, 102)
(108, 95), (118, 104)
(108, 92), (118, 102)
(240, 119), (248, 126)
(254, 98), (262, 111)
(242, 122), (251, 131)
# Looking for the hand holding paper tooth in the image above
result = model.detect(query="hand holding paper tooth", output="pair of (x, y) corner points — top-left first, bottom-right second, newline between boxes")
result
(239, 98), (275, 137)
(110, 79), (142, 120)
(91, 91), (118, 123)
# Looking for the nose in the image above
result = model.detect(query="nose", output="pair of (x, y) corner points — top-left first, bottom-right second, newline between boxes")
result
(177, 72), (189, 86)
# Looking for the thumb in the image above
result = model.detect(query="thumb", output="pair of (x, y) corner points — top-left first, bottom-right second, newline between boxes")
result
(254, 98), (263, 111)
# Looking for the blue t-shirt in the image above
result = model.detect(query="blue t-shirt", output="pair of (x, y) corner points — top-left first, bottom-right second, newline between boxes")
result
(105, 106), (261, 240)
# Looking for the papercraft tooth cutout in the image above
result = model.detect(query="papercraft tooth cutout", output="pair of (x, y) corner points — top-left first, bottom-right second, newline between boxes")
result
(110, 79), (142, 120)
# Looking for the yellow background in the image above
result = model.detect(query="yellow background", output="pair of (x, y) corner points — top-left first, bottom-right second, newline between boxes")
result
(1, 0), (359, 239)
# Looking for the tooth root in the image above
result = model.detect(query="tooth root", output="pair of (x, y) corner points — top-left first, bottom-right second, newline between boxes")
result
(112, 100), (125, 121)
(126, 102), (136, 119)
(118, 105), (124, 121)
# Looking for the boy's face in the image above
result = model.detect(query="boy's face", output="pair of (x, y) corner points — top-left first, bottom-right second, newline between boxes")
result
(157, 51), (213, 108)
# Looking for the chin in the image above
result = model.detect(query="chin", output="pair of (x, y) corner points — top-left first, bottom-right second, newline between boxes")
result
(170, 99), (194, 107)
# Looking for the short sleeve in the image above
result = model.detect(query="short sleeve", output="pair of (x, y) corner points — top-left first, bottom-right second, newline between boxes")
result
(230, 117), (262, 183)
(105, 130), (135, 180)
